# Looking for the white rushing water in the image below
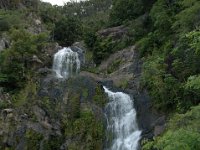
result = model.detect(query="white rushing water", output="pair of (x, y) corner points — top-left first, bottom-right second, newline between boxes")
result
(104, 86), (141, 150)
(52, 47), (80, 79)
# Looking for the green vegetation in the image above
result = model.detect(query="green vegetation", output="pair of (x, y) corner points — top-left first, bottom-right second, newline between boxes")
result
(0, 29), (48, 91)
(0, 10), (22, 32)
(93, 86), (107, 107)
(12, 81), (37, 107)
(0, 0), (200, 149)
(110, 0), (144, 25)
(135, 0), (200, 112)
(94, 0), (200, 148)
(142, 105), (200, 150)
(43, 136), (63, 150)
(62, 108), (104, 150)
(90, 36), (130, 65)
(54, 17), (82, 46)
(25, 129), (43, 150)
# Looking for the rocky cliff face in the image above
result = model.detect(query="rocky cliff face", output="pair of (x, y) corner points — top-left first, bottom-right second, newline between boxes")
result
(0, 68), (107, 150)
(81, 43), (165, 140)
(0, 43), (107, 149)
(81, 25), (166, 140)
(0, 26), (165, 149)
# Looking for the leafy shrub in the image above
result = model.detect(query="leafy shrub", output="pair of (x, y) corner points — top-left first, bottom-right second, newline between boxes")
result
(62, 109), (104, 150)
(0, 10), (23, 32)
(142, 105), (200, 150)
(172, 0), (200, 33)
(109, 0), (144, 25)
(0, 29), (48, 91)
(84, 30), (97, 49)
(54, 17), (82, 46)
(25, 129), (43, 150)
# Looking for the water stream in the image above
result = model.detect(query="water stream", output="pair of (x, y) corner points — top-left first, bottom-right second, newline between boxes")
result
(52, 47), (141, 150)
(104, 86), (141, 150)
(52, 47), (80, 79)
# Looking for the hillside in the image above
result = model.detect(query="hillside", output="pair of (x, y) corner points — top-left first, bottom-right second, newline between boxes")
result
(0, 0), (200, 150)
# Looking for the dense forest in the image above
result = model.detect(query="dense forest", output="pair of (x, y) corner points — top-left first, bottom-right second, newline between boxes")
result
(0, 0), (199, 149)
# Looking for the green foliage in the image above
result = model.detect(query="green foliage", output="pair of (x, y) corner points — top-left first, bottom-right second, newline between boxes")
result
(184, 75), (200, 105)
(172, 0), (200, 33)
(62, 109), (104, 150)
(93, 36), (114, 65)
(62, 0), (112, 19)
(0, 0), (39, 10)
(54, 17), (82, 46)
(93, 86), (107, 107)
(84, 30), (97, 49)
(0, 10), (23, 32)
(171, 30), (200, 80)
(68, 91), (81, 119)
(0, 29), (48, 90)
(126, 15), (151, 42)
(39, 2), (62, 25)
(141, 55), (181, 110)
(136, 33), (155, 57)
(185, 30), (200, 54)
(150, 0), (173, 30)
(109, 0), (144, 25)
(142, 105), (200, 150)
(25, 129), (43, 150)
(43, 136), (63, 150)
(12, 81), (37, 107)
(92, 36), (130, 65)
(139, 0), (200, 112)
(185, 75), (200, 91)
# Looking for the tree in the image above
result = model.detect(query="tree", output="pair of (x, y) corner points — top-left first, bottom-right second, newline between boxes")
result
(53, 17), (82, 46)
(143, 105), (200, 150)
(109, 0), (144, 25)
(0, 29), (48, 90)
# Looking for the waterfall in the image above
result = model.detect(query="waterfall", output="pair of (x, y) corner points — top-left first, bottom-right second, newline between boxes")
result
(52, 47), (80, 79)
(104, 86), (141, 150)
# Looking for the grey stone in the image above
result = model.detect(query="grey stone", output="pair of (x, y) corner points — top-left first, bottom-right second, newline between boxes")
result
(97, 25), (128, 40)
(154, 125), (165, 136)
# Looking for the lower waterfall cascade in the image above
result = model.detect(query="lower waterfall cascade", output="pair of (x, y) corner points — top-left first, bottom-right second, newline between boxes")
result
(104, 86), (141, 150)
(52, 47), (80, 79)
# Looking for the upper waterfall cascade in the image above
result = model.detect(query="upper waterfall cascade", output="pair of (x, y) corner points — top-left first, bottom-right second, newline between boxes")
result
(52, 47), (80, 79)
(104, 86), (141, 150)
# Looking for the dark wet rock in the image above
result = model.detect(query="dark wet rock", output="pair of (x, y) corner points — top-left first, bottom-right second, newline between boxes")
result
(72, 41), (86, 51)
(72, 41), (96, 69)
(98, 25), (128, 40)
(37, 67), (53, 76)
(71, 44), (85, 65)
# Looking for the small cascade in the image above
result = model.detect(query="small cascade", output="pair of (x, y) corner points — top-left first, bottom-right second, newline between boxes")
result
(52, 47), (80, 79)
(104, 86), (141, 150)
